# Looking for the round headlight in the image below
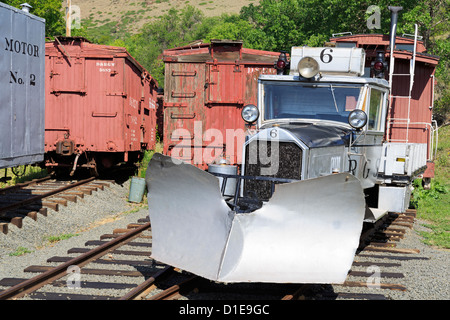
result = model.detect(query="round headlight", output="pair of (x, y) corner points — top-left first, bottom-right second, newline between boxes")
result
(348, 109), (368, 129)
(298, 57), (320, 78)
(241, 104), (259, 123)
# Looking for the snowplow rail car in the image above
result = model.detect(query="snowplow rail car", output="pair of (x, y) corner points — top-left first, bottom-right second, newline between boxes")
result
(146, 153), (366, 284)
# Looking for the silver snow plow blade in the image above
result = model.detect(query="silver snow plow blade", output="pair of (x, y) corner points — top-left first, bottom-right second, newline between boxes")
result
(146, 153), (365, 284)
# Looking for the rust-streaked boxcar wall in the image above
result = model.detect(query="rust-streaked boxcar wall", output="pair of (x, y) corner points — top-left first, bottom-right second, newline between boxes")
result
(162, 40), (280, 169)
(44, 37), (158, 173)
(331, 34), (439, 181)
(388, 53), (438, 145)
(330, 34), (439, 156)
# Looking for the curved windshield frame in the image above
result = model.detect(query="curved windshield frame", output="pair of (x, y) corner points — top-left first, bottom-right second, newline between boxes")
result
(263, 81), (364, 124)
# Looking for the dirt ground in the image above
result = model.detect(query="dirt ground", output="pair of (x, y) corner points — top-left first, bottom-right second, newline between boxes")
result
(66, 0), (256, 32)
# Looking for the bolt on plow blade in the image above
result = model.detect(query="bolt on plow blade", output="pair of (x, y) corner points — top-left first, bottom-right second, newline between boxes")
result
(146, 154), (365, 284)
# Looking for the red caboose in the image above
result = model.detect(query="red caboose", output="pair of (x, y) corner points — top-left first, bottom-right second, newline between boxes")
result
(44, 37), (159, 175)
(330, 33), (439, 185)
(161, 40), (281, 169)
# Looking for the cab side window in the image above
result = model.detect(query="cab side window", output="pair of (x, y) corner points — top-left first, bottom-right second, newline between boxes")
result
(368, 89), (384, 131)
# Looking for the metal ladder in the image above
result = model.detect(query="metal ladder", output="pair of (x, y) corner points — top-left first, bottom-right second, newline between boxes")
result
(387, 24), (418, 144)
(386, 24), (438, 161)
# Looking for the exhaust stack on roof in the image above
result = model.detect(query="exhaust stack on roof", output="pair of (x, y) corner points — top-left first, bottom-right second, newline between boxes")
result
(20, 3), (32, 13)
(387, 6), (403, 86)
(388, 6), (403, 53)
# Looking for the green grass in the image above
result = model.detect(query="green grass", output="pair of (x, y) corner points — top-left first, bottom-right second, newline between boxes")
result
(137, 150), (155, 178)
(411, 125), (450, 249)
(45, 233), (79, 244)
(136, 143), (163, 178)
(129, 144), (164, 203)
(0, 165), (48, 189)
(9, 246), (33, 256)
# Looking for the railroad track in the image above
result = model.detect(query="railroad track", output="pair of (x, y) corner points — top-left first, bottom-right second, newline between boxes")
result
(143, 212), (424, 301)
(0, 219), (154, 300)
(139, 210), (425, 301)
(0, 209), (424, 301)
(0, 177), (112, 234)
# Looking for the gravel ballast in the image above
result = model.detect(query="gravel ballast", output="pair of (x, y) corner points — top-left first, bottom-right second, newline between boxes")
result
(0, 180), (448, 300)
(0, 180), (149, 282)
(326, 219), (450, 300)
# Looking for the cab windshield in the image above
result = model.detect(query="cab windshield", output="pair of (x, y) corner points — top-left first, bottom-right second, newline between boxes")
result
(263, 82), (364, 124)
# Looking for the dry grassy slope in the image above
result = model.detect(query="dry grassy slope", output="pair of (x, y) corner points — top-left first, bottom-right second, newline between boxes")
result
(67, 0), (257, 33)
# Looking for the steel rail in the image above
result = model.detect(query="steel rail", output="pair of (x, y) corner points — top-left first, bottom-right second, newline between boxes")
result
(0, 222), (151, 300)
(146, 275), (201, 300)
(0, 176), (52, 194)
(119, 266), (174, 300)
(281, 285), (310, 300)
(0, 176), (96, 214)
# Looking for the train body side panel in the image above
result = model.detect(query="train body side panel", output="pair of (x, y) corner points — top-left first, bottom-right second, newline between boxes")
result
(44, 38), (158, 169)
(162, 41), (279, 169)
(0, 3), (45, 169)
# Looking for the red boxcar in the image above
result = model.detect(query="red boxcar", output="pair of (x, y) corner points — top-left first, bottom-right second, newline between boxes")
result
(161, 40), (281, 169)
(44, 37), (158, 175)
(329, 34), (439, 179)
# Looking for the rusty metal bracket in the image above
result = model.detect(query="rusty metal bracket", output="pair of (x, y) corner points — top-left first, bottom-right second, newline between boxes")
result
(91, 112), (118, 118)
(51, 90), (87, 95)
(54, 36), (73, 65)
(234, 60), (242, 72)
(172, 70), (197, 77)
(171, 91), (196, 98)
(206, 100), (245, 107)
(170, 112), (196, 120)
(163, 102), (188, 108)
(106, 92), (127, 97)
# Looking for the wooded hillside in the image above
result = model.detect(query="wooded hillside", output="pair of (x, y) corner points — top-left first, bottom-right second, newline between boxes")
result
(3, 0), (448, 123)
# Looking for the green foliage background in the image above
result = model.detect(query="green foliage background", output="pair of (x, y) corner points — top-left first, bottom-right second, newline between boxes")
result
(2, 0), (66, 37)
(3, 0), (448, 123)
(103, 0), (450, 124)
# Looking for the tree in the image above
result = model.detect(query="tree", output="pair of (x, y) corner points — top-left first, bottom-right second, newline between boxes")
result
(400, 0), (449, 49)
(237, 0), (448, 122)
(239, 0), (421, 51)
(2, 0), (65, 37)
(121, 6), (208, 86)
(401, 0), (450, 124)
(204, 14), (269, 50)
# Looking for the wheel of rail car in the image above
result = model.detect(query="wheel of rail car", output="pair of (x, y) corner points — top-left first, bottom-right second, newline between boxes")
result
(11, 165), (27, 177)
(89, 161), (100, 177)
(89, 156), (108, 177)
(0, 168), (12, 183)
(422, 178), (431, 190)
